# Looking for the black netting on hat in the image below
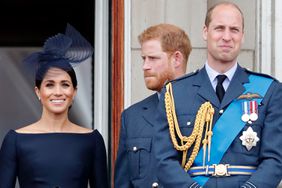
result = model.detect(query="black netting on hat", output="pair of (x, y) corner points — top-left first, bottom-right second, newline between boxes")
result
(24, 24), (93, 82)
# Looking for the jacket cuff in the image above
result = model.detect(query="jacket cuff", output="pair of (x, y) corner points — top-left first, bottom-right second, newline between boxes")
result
(241, 181), (257, 188)
(189, 182), (202, 188)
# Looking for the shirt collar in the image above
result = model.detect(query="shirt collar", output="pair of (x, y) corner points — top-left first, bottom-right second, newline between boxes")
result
(205, 61), (238, 82)
(157, 92), (161, 100)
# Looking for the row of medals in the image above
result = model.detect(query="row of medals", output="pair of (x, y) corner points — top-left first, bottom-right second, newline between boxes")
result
(239, 100), (260, 151)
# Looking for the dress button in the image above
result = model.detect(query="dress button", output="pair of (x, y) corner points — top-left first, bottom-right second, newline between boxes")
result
(152, 182), (159, 188)
(133, 146), (138, 152)
(187, 121), (191, 126)
(219, 109), (224, 114)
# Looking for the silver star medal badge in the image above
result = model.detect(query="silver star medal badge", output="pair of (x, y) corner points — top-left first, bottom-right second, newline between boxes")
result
(240, 127), (260, 151)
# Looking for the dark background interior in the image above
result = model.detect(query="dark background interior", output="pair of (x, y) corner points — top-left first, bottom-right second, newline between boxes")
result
(0, 0), (94, 46)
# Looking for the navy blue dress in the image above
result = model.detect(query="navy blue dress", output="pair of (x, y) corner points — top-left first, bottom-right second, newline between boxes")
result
(0, 130), (108, 188)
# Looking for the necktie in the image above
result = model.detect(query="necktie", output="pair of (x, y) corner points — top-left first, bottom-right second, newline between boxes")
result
(216, 75), (227, 102)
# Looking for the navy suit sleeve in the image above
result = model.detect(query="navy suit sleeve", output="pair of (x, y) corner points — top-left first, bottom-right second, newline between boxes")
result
(90, 131), (109, 188)
(242, 82), (282, 188)
(154, 90), (200, 188)
(114, 111), (133, 188)
(0, 130), (17, 187)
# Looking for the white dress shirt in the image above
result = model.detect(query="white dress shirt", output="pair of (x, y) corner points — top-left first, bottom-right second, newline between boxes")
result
(205, 62), (237, 92)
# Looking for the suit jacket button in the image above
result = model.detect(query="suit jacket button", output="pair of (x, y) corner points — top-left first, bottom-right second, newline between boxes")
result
(152, 182), (159, 188)
(133, 146), (138, 152)
(219, 109), (224, 114)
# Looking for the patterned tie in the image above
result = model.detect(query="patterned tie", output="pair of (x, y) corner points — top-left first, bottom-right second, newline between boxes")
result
(216, 75), (227, 102)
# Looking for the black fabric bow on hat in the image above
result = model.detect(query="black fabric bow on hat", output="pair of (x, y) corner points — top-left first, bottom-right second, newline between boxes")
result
(23, 24), (93, 80)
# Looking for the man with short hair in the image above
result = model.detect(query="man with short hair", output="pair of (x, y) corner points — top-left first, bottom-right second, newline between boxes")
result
(154, 2), (282, 188)
(114, 23), (192, 188)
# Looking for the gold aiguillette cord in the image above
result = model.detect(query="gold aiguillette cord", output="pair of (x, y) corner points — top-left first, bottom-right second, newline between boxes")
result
(165, 83), (215, 171)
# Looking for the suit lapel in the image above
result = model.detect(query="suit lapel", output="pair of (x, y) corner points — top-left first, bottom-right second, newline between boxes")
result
(194, 68), (220, 108)
(221, 66), (249, 109)
(142, 93), (159, 127)
(193, 66), (250, 109)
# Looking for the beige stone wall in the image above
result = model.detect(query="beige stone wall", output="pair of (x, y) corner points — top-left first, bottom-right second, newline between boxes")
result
(130, 0), (256, 104)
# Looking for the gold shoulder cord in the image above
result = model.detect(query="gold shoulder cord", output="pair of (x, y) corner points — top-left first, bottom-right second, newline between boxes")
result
(165, 83), (215, 171)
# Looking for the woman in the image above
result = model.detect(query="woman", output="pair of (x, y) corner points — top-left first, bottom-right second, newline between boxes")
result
(0, 24), (108, 188)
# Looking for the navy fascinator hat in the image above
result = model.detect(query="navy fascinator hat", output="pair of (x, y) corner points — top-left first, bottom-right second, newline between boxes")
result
(24, 24), (93, 84)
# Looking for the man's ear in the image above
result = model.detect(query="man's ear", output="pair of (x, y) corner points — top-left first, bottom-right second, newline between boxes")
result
(241, 31), (245, 44)
(203, 25), (208, 41)
(172, 51), (184, 68)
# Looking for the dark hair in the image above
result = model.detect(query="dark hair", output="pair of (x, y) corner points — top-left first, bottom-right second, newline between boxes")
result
(35, 61), (77, 89)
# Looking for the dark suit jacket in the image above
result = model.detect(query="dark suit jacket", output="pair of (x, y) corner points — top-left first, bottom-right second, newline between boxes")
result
(154, 65), (282, 188)
(115, 93), (163, 188)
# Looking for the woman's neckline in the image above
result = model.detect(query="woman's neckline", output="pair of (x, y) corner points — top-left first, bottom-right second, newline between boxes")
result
(12, 129), (95, 135)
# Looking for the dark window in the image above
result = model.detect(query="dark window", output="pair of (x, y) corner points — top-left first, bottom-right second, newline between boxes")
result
(0, 0), (94, 46)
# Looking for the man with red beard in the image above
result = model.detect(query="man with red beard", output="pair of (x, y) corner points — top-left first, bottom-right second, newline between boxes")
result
(114, 23), (192, 188)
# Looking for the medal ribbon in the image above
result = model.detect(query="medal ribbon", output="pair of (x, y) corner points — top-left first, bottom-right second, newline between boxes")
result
(249, 101), (258, 121)
(241, 101), (249, 122)
(243, 101), (248, 114)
